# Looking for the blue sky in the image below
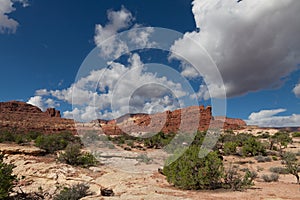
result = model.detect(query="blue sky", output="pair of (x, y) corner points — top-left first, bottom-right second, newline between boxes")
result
(1, 0), (300, 127)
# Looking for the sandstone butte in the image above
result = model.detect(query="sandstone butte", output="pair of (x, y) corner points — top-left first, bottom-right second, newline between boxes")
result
(0, 101), (246, 135)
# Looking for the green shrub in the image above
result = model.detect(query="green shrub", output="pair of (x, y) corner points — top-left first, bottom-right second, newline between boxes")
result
(270, 132), (292, 152)
(269, 166), (289, 174)
(272, 156), (278, 161)
(223, 165), (257, 191)
(53, 183), (91, 200)
(58, 143), (98, 167)
(242, 137), (266, 157)
(223, 142), (238, 155)
(143, 132), (175, 149)
(0, 131), (15, 143)
(257, 133), (270, 139)
(163, 147), (223, 190)
(261, 173), (279, 182)
(292, 132), (300, 138)
(0, 153), (17, 199)
(282, 152), (300, 184)
(0, 131), (43, 145)
(26, 131), (42, 140)
(35, 132), (80, 153)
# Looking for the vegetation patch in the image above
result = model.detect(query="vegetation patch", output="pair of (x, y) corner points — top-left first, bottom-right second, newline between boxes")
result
(261, 173), (279, 182)
(0, 153), (16, 199)
(35, 132), (80, 153)
(58, 143), (98, 167)
(53, 183), (92, 200)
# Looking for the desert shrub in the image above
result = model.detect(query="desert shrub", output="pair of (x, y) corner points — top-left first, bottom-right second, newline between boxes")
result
(272, 156), (278, 161)
(282, 152), (300, 184)
(261, 173), (279, 182)
(58, 143), (98, 167)
(269, 166), (289, 174)
(143, 132), (175, 149)
(163, 147), (223, 190)
(26, 131), (42, 141)
(282, 151), (298, 162)
(256, 133), (270, 139)
(0, 131), (43, 145)
(219, 134), (237, 144)
(0, 153), (17, 199)
(53, 183), (91, 200)
(35, 132), (80, 153)
(223, 165), (257, 191)
(270, 132), (292, 153)
(223, 142), (238, 155)
(292, 132), (300, 138)
(136, 154), (152, 164)
(10, 186), (50, 200)
(242, 137), (266, 157)
(235, 133), (254, 146)
(256, 166), (264, 172)
(255, 155), (272, 163)
(0, 131), (15, 143)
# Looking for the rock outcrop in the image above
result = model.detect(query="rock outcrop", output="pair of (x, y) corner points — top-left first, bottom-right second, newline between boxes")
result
(45, 108), (61, 118)
(84, 106), (246, 135)
(0, 101), (246, 135)
(0, 101), (75, 134)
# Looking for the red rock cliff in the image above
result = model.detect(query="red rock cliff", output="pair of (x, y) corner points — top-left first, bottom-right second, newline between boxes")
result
(0, 101), (75, 134)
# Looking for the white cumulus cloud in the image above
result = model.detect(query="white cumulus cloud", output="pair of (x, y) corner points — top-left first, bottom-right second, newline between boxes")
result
(94, 6), (156, 59)
(27, 96), (59, 111)
(171, 0), (300, 99)
(33, 53), (188, 122)
(0, 0), (28, 33)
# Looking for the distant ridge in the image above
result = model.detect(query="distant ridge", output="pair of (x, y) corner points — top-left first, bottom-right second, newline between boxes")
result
(0, 101), (247, 135)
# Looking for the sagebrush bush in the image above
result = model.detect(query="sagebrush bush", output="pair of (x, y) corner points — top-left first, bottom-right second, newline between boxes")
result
(255, 155), (272, 163)
(0, 153), (16, 199)
(53, 183), (91, 200)
(261, 173), (279, 182)
(269, 166), (289, 174)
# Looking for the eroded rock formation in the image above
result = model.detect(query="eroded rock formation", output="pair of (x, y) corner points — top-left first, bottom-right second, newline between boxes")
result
(0, 101), (75, 134)
(0, 101), (246, 135)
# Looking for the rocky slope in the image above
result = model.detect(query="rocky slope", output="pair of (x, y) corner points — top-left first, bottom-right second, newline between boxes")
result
(0, 101), (76, 134)
(0, 101), (246, 135)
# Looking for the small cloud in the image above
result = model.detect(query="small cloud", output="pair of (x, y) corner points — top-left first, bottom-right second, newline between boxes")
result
(246, 108), (300, 127)
(293, 83), (300, 98)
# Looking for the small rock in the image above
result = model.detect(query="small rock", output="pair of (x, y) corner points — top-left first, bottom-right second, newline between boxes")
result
(101, 188), (114, 196)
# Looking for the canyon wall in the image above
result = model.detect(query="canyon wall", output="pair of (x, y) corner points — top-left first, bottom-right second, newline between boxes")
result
(0, 101), (246, 135)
